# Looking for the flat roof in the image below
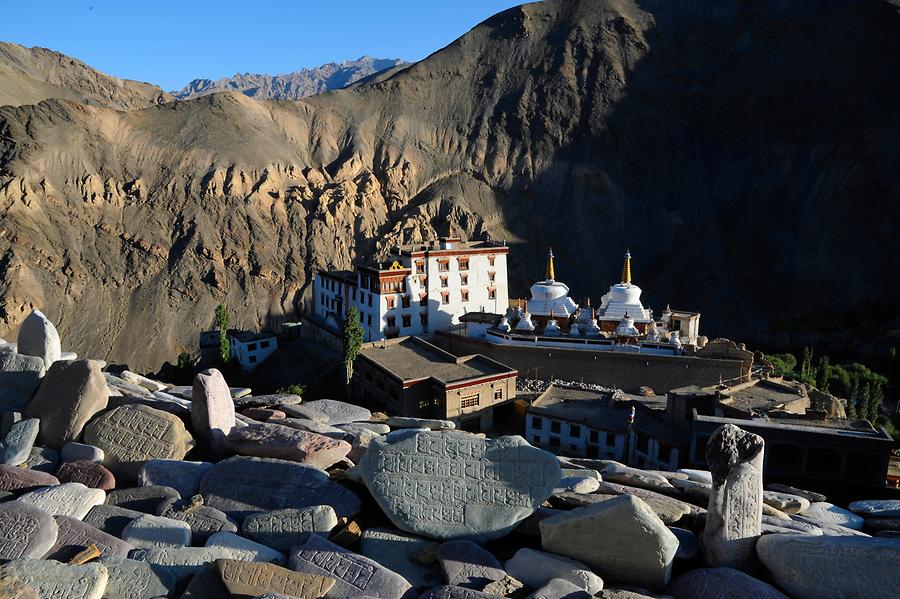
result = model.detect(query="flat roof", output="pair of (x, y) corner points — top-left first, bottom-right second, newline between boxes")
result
(394, 239), (507, 254)
(230, 330), (276, 343)
(693, 412), (894, 441)
(721, 379), (806, 413)
(459, 312), (503, 324)
(360, 336), (514, 385)
(319, 270), (357, 284)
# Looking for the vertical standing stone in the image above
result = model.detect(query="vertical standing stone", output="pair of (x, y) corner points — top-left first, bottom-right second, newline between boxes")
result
(701, 424), (764, 571)
(16, 309), (61, 368)
(191, 369), (235, 452)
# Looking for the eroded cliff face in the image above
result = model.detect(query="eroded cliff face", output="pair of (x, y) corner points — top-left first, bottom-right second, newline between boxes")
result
(1, 0), (899, 370)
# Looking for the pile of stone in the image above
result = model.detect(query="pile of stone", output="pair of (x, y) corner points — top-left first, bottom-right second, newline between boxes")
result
(1, 310), (899, 599)
(516, 378), (618, 395)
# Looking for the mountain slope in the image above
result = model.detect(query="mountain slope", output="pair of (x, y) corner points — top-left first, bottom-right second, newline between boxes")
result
(0, 42), (173, 110)
(1, 0), (899, 371)
(173, 56), (409, 100)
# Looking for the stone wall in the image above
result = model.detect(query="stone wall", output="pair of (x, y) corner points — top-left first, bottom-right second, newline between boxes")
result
(434, 333), (746, 394)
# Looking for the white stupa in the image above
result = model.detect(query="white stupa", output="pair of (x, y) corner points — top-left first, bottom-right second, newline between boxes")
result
(527, 248), (578, 319)
(614, 313), (641, 338)
(514, 307), (535, 332)
(597, 250), (652, 328)
(544, 314), (562, 336)
(497, 315), (511, 332)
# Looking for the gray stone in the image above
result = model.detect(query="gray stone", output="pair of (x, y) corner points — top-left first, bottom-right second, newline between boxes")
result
(790, 514), (869, 537)
(16, 309), (61, 368)
(554, 474), (601, 495)
(541, 494), (676, 590)
(360, 528), (442, 589)
(0, 463), (59, 492)
(20, 445), (59, 473)
(232, 393), (303, 409)
(669, 526), (700, 560)
(361, 431), (561, 542)
(205, 531), (285, 563)
(83, 505), (143, 537)
(436, 540), (505, 589)
(0, 413), (39, 465)
(191, 368), (236, 452)
(288, 532), (416, 599)
(590, 484), (693, 524)
(0, 351), (45, 412)
(43, 515), (134, 561)
(801, 501), (865, 530)
(179, 562), (229, 598)
(106, 485), (181, 514)
(505, 548), (603, 594)
(338, 422), (391, 435)
(241, 505), (338, 553)
(599, 463), (674, 492)
(278, 417), (349, 438)
(761, 515), (822, 536)
(757, 534), (900, 599)
(669, 567), (789, 599)
(127, 546), (260, 582)
(762, 490), (809, 514)
(0, 569), (39, 599)
(137, 459), (212, 498)
(26, 359), (109, 448)
(60, 442), (104, 464)
(82, 404), (195, 479)
(860, 516), (900, 531)
(98, 557), (176, 599)
(155, 496), (238, 543)
(0, 559), (107, 599)
(224, 421), (351, 468)
(701, 424), (764, 572)
(848, 499), (900, 518)
(527, 578), (592, 599)
(677, 469), (712, 485)
(420, 587), (504, 599)
(199, 456), (362, 522)
(216, 558), (336, 598)
(121, 514), (192, 548)
(15, 481), (106, 519)
(104, 373), (152, 397)
(670, 478), (712, 502)
(385, 416), (456, 430)
(765, 483), (826, 503)
(513, 507), (563, 538)
(119, 371), (167, 393)
(282, 399), (372, 425)
(0, 502), (59, 561)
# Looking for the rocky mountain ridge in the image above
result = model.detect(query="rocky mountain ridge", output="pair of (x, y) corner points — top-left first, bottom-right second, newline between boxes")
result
(1, 0), (899, 371)
(172, 56), (409, 100)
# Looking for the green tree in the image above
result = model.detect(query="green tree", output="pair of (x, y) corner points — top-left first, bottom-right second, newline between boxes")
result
(214, 303), (230, 363)
(800, 347), (813, 378)
(766, 353), (797, 376)
(176, 350), (193, 370)
(867, 382), (884, 422)
(860, 382), (872, 421)
(276, 384), (305, 396)
(847, 375), (859, 419)
(816, 355), (830, 393)
(342, 307), (364, 395)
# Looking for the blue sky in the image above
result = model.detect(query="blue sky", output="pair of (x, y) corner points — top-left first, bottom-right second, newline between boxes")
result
(0, 0), (525, 91)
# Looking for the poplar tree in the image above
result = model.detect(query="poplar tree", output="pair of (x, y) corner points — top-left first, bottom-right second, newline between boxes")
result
(343, 307), (364, 395)
(214, 303), (230, 363)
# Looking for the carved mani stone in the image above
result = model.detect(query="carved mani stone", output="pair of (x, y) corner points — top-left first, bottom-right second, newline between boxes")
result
(83, 404), (195, 479)
(0, 464), (59, 493)
(26, 359), (109, 448)
(191, 368), (236, 452)
(56, 460), (116, 491)
(15, 482), (106, 520)
(436, 540), (506, 589)
(0, 559), (108, 599)
(223, 422), (351, 469)
(701, 424), (764, 572)
(98, 557), (177, 599)
(42, 515), (133, 562)
(241, 505), (338, 553)
(0, 502), (59, 561)
(360, 431), (561, 542)
(216, 558), (335, 599)
(669, 566), (789, 599)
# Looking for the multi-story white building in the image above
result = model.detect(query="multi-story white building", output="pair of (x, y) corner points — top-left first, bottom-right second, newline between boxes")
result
(313, 237), (509, 342)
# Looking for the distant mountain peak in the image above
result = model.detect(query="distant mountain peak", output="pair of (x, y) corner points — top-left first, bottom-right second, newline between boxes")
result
(172, 56), (409, 101)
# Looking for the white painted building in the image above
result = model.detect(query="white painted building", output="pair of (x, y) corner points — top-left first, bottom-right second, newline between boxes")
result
(228, 331), (278, 370)
(313, 237), (509, 342)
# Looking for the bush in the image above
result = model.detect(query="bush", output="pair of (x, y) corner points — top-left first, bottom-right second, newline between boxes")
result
(276, 384), (305, 396)
(766, 353), (797, 376)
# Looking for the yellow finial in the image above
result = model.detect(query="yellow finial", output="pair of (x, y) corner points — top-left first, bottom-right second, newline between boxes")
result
(546, 248), (555, 281)
(622, 249), (632, 284)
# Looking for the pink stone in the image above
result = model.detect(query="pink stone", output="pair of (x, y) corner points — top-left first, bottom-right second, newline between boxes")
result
(191, 369), (235, 452)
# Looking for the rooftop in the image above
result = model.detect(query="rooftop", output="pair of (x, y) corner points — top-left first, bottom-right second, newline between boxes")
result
(720, 379), (807, 414)
(319, 269), (357, 284)
(360, 336), (515, 384)
(393, 237), (508, 255)
(693, 412), (894, 441)
(229, 330), (277, 343)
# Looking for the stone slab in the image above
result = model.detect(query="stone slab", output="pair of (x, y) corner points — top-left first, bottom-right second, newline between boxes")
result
(763, 490), (809, 514)
(60, 442), (104, 464)
(0, 414), (39, 466)
(420, 587), (505, 599)
(288, 532), (415, 599)
(191, 368), (236, 452)
(361, 431), (561, 542)
(527, 578), (593, 599)
(848, 499), (900, 518)
(385, 417), (456, 430)
(26, 359), (109, 448)
(83, 404), (195, 479)
(505, 548), (603, 594)
(106, 485), (180, 514)
(121, 514), (192, 548)
(233, 394), (304, 410)
(0, 351), (45, 412)
(137, 459), (212, 498)
(241, 505), (338, 553)
(0, 464), (59, 492)
(16, 310), (61, 368)
(282, 399), (372, 425)
(436, 540), (505, 589)
(765, 483), (826, 503)
(119, 371), (168, 393)
(20, 446), (59, 474)
(802, 502), (865, 530)
(216, 558), (335, 599)
(205, 531), (286, 564)
(83, 504), (144, 537)
(0, 502), (59, 561)
(224, 422), (351, 469)
(43, 515), (134, 561)
(0, 559), (107, 599)
(669, 567), (789, 599)
(98, 557), (176, 599)
(360, 528), (442, 589)
(199, 456), (362, 522)
(56, 460), (116, 490)
(600, 463), (674, 492)
(156, 496), (238, 543)
(16, 481), (106, 520)
(128, 545), (275, 582)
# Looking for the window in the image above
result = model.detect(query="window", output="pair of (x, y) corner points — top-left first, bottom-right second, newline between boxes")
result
(569, 424), (581, 438)
(260, 340), (270, 349)
(461, 289), (469, 302)
(550, 420), (561, 434)
(367, 295), (373, 307)
(402, 314), (411, 328)
(458, 258), (469, 270)
(247, 343), (258, 351)
(419, 295), (428, 307)
(401, 296), (410, 308)
(438, 260), (449, 272)
(589, 430), (599, 444)
(606, 433), (616, 447)
(460, 274), (468, 286)
(548, 435), (560, 448)
(488, 271), (496, 282)
(440, 275), (448, 288)
(420, 313), (428, 326)
(386, 316), (396, 328)
(249, 355), (257, 363)
(386, 296), (395, 310)
(415, 259), (424, 273)
(460, 394), (479, 409)
(530, 416), (543, 429)
(441, 292), (450, 305)
(367, 314), (372, 326)
(488, 288), (496, 300)
(488, 255), (496, 266)
(494, 389), (502, 402)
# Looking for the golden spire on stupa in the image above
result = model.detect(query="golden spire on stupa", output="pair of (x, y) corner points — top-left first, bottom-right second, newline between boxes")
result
(622, 249), (632, 284)
(546, 247), (555, 281)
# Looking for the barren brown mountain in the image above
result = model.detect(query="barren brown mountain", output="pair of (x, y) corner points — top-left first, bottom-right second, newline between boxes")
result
(1, 0), (899, 371)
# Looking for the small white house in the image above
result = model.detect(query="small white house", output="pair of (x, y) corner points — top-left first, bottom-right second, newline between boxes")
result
(229, 331), (278, 371)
